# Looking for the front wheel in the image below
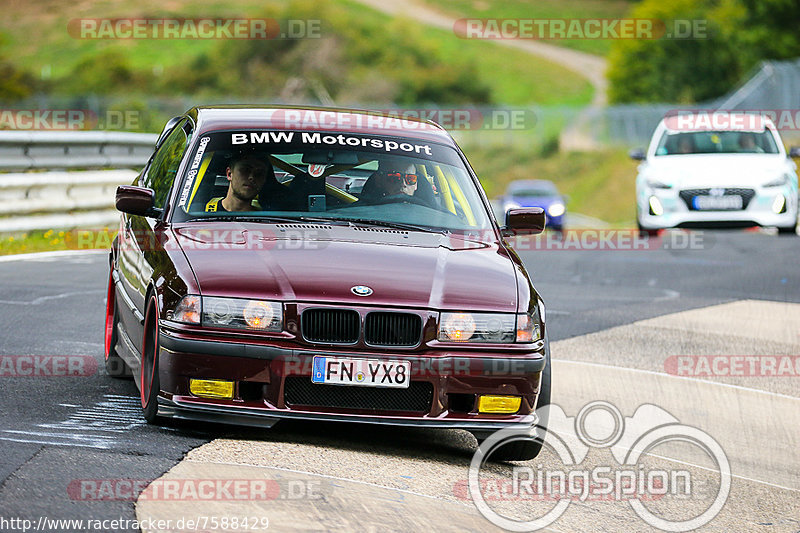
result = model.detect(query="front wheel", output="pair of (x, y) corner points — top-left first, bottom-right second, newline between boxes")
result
(473, 334), (552, 461)
(141, 295), (162, 424)
(777, 221), (798, 235)
(637, 220), (660, 238)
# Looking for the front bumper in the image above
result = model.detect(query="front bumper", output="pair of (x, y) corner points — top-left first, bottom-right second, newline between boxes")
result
(156, 329), (546, 431)
(638, 187), (798, 229)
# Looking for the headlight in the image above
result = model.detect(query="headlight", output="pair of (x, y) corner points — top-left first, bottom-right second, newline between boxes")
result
(172, 295), (283, 332)
(763, 174), (790, 188)
(438, 308), (541, 343)
(646, 179), (673, 189)
(547, 203), (566, 217)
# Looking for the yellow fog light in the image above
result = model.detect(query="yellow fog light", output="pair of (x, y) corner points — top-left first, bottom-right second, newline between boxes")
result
(478, 395), (521, 414)
(190, 379), (234, 399)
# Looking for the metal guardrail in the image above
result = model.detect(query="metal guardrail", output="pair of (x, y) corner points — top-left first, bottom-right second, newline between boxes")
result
(0, 131), (157, 170)
(0, 131), (156, 233)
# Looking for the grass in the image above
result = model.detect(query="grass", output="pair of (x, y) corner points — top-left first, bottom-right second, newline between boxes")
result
(465, 145), (638, 226)
(418, 0), (637, 56)
(0, 228), (116, 256)
(2, 0), (593, 107)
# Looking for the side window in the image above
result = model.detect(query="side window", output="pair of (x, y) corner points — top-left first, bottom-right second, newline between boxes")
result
(142, 119), (189, 209)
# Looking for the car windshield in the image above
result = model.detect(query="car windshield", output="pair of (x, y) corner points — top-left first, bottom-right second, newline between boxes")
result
(655, 130), (779, 156)
(171, 130), (493, 233)
(510, 187), (557, 197)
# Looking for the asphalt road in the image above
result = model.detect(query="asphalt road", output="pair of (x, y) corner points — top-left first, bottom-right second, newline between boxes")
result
(0, 229), (798, 532)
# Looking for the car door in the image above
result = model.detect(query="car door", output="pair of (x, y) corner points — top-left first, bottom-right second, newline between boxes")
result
(117, 118), (191, 358)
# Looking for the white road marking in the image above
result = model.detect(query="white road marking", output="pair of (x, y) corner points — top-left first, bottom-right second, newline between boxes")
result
(0, 290), (104, 305)
(1, 394), (144, 449)
(0, 249), (106, 263)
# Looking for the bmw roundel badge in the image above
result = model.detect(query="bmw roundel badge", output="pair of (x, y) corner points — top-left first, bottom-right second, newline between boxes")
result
(351, 285), (373, 296)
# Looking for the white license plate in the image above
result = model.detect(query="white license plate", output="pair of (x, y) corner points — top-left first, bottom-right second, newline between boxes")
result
(311, 356), (411, 389)
(693, 195), (742, 210)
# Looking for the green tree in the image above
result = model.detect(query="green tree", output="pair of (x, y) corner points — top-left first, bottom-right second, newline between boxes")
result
(608, 0), (743, 103)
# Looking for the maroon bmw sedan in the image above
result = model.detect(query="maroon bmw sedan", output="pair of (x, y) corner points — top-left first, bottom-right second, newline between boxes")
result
(106, 106), (550, 460)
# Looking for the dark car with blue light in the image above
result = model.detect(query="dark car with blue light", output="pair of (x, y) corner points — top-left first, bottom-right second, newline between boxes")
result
(500, 180), (566, 233)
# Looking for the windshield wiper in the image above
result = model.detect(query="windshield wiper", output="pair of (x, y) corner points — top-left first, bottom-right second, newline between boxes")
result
(184, 215), (446, 233)
(344, 218), (448, 234)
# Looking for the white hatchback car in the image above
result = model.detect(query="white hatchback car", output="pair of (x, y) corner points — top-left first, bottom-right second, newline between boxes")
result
(632, 112), (799, 235)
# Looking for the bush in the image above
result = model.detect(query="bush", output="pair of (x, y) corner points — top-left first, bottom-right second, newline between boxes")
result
(156, 0), (492, 104)
(607, 0), (742, 104)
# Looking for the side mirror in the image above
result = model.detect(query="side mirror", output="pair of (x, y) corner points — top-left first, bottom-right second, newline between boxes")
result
(116, 185), (158, 217)
(502, 207), (545, 237)
(629, 148), (646, 161)
(789, 147), (800, 158)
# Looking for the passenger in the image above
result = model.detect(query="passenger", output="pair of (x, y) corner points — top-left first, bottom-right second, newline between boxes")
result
(206, 151), (268, 212)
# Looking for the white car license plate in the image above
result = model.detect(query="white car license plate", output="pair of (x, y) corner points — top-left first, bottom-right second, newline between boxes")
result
(693, 195), (742, 210)
(311, 356), (411, 389)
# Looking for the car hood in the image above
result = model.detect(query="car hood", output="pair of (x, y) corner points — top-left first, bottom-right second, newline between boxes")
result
(642, 153), (791, 188)
(174, 223), (519, 312)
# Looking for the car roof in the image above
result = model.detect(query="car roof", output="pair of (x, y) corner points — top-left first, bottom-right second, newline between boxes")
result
(186, 105), (455, 144)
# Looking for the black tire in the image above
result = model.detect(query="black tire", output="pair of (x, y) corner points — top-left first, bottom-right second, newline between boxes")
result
(104, 271), (131, 378)
(777, 223), (798, 235)
(637, 220), (659, 238)
(473, 334), (552, 462)
(141, 295), (162, 424)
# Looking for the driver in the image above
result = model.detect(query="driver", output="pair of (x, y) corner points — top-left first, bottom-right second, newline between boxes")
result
(738, 132), (764, 153)
(206, 151), (268, 212)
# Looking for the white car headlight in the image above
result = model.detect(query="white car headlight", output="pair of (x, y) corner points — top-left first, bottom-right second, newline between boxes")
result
(646, 178), (673, 189)
(763, 174), (790, 188)
(547, 203), (566, 217)
(173, 295), (283, 332)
